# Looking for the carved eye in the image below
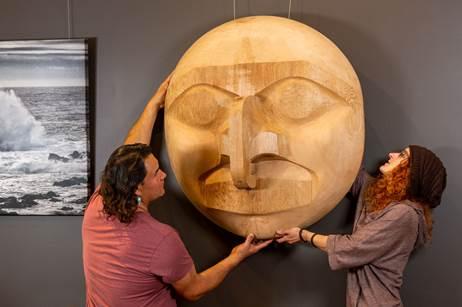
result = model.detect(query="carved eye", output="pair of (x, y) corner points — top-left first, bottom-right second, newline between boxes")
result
(257, 78), (345, 123)
(168, 84), (236, 128)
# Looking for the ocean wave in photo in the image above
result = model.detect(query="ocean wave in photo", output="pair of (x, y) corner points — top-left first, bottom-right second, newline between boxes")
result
(0, 89), (46, 151)
(0, 86), (90, 215)
(0, 151), (87, 175)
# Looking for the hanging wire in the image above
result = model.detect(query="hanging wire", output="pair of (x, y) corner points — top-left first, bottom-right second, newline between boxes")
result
(233, 0), (292, 20)
(67, 0), (72, 39)
(288, 0), (292, 19)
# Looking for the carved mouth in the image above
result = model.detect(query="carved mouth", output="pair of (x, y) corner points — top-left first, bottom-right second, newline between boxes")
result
(200, 159), (313, 214)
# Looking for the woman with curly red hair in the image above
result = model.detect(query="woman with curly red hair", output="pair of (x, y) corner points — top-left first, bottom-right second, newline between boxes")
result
(276, 145), (446, 307)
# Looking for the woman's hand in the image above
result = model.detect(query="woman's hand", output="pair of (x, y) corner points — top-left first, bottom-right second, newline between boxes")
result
(274, 227), (302, 244)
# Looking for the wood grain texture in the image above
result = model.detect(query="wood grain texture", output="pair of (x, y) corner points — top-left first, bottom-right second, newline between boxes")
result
(165, 16), (364, 238)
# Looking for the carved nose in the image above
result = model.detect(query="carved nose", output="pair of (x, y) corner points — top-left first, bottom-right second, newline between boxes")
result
(220, 96), (280, 189)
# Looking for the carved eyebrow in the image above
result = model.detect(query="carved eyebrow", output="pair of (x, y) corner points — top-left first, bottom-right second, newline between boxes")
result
(255, 76), (348, 104)
(169, 83), (238, 108)
(165, 83), (239, 117)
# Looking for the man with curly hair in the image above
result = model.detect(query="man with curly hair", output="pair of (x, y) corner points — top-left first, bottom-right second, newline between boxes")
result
(82, 75), (272, 307)
(275, 146), (446, 306)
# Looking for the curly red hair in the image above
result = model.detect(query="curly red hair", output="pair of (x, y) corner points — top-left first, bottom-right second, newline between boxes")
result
(365, 157), (433, 239)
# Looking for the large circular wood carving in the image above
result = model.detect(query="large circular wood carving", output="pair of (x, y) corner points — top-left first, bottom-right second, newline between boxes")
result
(165, 16), (364, 238)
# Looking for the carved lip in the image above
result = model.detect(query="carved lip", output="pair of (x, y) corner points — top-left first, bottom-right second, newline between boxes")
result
(200, 159), (313, 214)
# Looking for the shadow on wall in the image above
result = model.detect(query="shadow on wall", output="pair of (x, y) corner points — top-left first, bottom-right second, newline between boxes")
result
(148, 13), (410, 307)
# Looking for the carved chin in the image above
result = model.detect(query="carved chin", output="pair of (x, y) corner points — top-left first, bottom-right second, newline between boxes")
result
(200, 160), (313, 214)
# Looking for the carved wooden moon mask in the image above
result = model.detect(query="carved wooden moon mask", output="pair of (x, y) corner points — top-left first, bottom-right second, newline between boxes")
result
(165, 16), (364, 238)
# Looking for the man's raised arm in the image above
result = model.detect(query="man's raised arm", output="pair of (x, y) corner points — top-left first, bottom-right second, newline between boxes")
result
(124, 75), (170, 145)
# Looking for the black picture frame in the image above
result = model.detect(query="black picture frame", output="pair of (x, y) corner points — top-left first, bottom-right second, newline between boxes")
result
(0, 38), (96, 216)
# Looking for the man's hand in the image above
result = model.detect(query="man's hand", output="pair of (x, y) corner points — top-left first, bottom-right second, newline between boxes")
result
(148, 73), (172, 109)
(229, 234), (272, 265)
(274, 227), (302, 244)
(173, 233), (272, 301)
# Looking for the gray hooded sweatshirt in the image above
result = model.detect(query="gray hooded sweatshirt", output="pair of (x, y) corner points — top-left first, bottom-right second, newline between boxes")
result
(327, 170), (428, 307)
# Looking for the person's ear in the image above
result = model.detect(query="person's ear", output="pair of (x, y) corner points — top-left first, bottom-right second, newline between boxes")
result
(135, 183), (143, 196)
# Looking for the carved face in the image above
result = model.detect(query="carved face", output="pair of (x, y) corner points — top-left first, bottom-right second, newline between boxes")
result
(165, 17), (364, 238)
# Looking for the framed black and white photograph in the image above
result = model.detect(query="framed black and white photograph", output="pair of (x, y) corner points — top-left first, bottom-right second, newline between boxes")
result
(0, 39), (93, 215)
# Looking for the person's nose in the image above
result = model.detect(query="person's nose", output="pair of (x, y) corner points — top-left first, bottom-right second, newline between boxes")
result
(220, 96), (283, 189)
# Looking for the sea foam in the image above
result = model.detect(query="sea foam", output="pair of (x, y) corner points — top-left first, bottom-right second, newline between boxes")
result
(0, 89), (46, 151)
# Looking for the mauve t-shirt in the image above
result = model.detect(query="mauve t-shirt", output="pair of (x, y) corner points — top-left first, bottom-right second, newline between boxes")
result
(82, 189), (193, 307)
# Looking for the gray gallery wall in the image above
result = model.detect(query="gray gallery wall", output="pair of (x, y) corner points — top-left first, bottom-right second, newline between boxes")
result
(1, 0), (461, 306)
